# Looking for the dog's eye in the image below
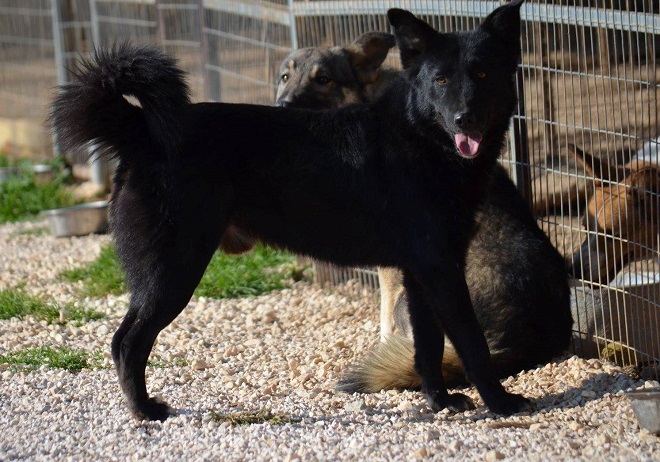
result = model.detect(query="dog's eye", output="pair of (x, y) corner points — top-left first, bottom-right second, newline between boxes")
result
(316, 76), (331, 85)
(436, 76), (447, 85)
(477, 71), (487, 79)
(281, 73), (289, 83)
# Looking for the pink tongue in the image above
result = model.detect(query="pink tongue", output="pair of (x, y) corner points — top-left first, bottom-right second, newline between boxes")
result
(454, 133), (482, 157)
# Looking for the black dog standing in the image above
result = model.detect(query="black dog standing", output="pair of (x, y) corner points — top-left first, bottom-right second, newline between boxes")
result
(51, 1), (532, 420)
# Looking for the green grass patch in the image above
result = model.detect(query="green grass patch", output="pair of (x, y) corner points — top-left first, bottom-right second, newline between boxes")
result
(0, 288), (104, 324)
(0, 157), (76, 224)
(146, 357), (188, 368)
(196, 244), (303, 298)
(0, 346), (104, 372)
(0, 154), (11, 167)
(210, 409), (301, 426)
(62, 242), (307, 299)
(146, 359), (168, 369)
(61, 244), (127, 297)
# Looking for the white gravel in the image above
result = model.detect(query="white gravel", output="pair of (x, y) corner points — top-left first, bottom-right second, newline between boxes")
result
(1, 219), (659, 461)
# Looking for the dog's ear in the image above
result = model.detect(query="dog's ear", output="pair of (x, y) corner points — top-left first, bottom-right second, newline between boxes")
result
(569, 144), (597, 179)
(629, 165), (660, 202)
(569, 143), (621, 181)
(387, 9), (438, 70)
(481, 0), (524, 39)
(480, 0), (524, 64)
(346, 32), (396, 84)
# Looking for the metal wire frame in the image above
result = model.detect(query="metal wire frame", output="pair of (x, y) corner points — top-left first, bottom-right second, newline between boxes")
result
(0, 0), (658, 377)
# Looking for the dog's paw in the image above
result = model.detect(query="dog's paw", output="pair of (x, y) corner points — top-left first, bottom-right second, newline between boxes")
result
(486, 392), (533, 416)
(131, 396), (175, 421)
(426, 391), (476, 413)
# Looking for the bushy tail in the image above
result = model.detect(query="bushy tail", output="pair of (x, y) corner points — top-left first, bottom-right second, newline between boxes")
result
(337, 335), (516, 393)
(50, 43), (190, 162)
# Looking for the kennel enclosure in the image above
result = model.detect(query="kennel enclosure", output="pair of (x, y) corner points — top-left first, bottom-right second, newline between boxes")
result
(1, 0), (658, 377)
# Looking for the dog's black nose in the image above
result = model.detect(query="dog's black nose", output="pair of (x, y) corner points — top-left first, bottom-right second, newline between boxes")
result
(276, 100), (291, 108)
(454, 112), (475, 127)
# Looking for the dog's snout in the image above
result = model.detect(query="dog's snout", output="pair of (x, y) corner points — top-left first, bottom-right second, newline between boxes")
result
(454, 112), (475, 128)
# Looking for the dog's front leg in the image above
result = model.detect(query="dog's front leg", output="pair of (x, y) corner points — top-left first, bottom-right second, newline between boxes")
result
(402, 270), (475, 413)
(403, 268), (532, 416)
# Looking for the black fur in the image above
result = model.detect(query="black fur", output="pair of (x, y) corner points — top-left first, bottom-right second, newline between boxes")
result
(51, 1), (534, 421)
(271, 32), (572, 392)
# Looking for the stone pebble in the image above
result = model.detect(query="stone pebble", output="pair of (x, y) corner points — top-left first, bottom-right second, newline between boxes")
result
(0, 220), (658, 460)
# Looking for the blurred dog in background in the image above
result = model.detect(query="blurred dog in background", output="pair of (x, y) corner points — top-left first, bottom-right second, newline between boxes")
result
(571, 151), (660, 284)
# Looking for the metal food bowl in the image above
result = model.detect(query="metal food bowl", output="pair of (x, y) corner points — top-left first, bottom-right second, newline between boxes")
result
(32, 164), (54, 183)
(41, 201), (109, 237)
(626, 388), (660, 435)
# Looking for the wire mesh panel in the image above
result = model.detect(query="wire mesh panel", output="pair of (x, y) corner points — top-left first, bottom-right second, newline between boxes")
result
(313, 261), (380, 287)
(204, 0), (292, 103)
(515, 1), (659, 376)
(286, 0), (660, 378)
(0, 0), (658, 377)
(91, 0), (158, 44)
(0, 0), (65, 158)
(154, 1), (206, 99)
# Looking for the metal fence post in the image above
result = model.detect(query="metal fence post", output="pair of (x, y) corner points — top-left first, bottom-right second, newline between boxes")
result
(50, 0), (67, 157)
(88, 0), (110, 191)
(155, 0), (166, 45)
(90, 0), (100, 46)
(197, 0), (210, 101)
(287, 0), (298, 50)
(510, 67), (532, 207)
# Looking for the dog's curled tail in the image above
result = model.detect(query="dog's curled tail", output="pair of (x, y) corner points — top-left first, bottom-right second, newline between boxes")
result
(337, 335), (466, 392)
(337, 335), (515, 393)
(50, 43), (190, 162)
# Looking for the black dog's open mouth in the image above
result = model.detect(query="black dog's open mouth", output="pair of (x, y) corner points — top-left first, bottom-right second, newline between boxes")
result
(454, 132), (483, 158)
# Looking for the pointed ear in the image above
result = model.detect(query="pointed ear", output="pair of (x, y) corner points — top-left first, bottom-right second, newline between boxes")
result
(387, 9), (438, 70)
(630, 165), (660, 201)
(569, 143), (620, 180)
(480, 0), (524, 61)
(346, 32), (396, 84)
(569, 144), (596, 179)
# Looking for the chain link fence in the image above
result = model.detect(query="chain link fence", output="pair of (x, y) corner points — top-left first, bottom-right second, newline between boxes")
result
(1, 0), (658, 377)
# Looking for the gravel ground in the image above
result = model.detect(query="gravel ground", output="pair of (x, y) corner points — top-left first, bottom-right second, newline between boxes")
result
(1, 219), (659, 461)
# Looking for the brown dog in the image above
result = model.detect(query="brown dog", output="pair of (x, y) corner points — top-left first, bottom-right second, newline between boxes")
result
(275, 33), (407, 340)
(531, 144), (620, 217)
(275, 32), (397, 109)
(571, 157), (660, 284)
(219, 32), (397, 255)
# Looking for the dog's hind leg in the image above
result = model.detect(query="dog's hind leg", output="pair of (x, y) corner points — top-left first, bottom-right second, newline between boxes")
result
(111, 186), (229, 420)
(111, 232), (225, 420)
(111, 234), (223, 420)
(112, 308), (168, 420)
(404, 269), (532, 416)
